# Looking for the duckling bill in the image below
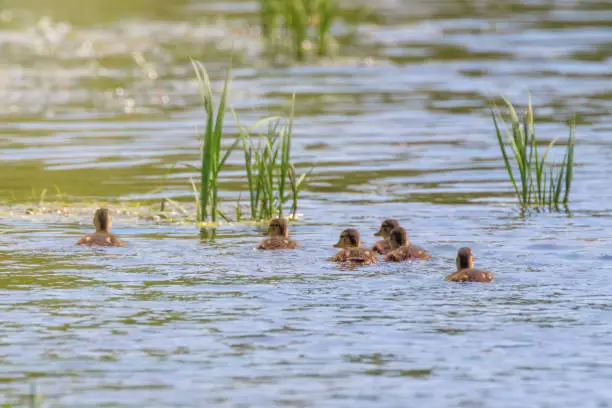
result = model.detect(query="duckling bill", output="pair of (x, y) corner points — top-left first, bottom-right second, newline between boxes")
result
(384, 227), (430, 261)
(372, 219), (399, 255)
(446, 247), (493, 283)
(258, 218), (297, 250)
(76, 208), (125, 247)
(331, 228), (378, 264)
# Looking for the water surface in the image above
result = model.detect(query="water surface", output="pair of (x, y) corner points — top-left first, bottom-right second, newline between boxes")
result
(1, 0), (612, 406)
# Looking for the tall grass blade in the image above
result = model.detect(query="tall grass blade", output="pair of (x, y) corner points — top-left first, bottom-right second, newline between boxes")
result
(189, 177), (200, 222)
(554, 152), (567, 204)
(190, 61), (240, 223)
(278, 93), (295, 217)
(191, 60), (214, 222)
(564, 118), (576, 204)
(493, 96), (577, 212)
(492, 112), (522, 206)
(289, 164), (313, 219)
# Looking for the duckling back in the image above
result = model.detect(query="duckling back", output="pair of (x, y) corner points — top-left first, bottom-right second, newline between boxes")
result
(332, 247), (378, 264)
(372, 239), (392, 255)
(446, 268), (493, 283)
(258, 236), (297, 250)
(77, 232), (125, 247)
(384, 245), (430, 262)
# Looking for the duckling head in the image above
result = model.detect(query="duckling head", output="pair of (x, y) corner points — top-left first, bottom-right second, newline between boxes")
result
(374, 219), (399, 238)
(388, 226), (409, 250)
(94, 208), (112, 233)
(333, 228), (361, 248)
(456, 247), (474, 270)
(267, 218), (289, 238)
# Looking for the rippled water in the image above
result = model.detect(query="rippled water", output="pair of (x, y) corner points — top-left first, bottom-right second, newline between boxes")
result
(1, 0), (612, 406)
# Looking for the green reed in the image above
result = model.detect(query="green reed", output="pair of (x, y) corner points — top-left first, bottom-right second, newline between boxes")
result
(237, 94), (312, 220)
(189, 61), (311, 223)
(288, 162), (311, 218)
(190, 60), (240, 223)
(259, 0), (337, 61)
(492, 97), (576, 211)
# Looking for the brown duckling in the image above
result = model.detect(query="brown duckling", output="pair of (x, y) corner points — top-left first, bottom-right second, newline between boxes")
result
(76, 208), (125, 247)
(331, 228), (378, 264)
(384, 226), (430, 261)
(372, 219), (400, 255)
(258, 218), (297, 250)
(446, 247), (493, 283)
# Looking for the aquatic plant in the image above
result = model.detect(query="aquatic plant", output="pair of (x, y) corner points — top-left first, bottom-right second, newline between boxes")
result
(492, 97), (576, 211)
(190, 61), (312, 223)
(236, 94), (312, 221)
(190, 60), (240, 223)
(259, 0), (338, 61)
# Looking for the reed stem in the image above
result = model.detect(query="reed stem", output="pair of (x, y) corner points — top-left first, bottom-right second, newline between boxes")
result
(492, 97), (576, 211)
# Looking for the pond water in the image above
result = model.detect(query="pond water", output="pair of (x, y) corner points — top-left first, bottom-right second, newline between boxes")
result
(1, 0), (612, 406)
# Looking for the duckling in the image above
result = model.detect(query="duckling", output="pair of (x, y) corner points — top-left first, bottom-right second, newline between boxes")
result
(384, 226), (430, 261)
(331, 228), (378, 264)
(372, 219), (400, 254)
(76, 208), (125, 247)
(446, 247), (493, 283)
(258, 218), (297, 250)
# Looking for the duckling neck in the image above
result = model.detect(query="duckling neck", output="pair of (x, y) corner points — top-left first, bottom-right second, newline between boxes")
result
(339, 244), (359, 249)
(390, 241), (407, 250)
(96, 227), (110, 233)
(457, 262), (473, 270)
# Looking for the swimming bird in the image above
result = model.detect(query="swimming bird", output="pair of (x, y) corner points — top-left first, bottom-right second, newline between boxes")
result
(76, 208), (125, 247)
(258, 218), (297, 250)
(446, 247), (493, 282)
(331, 228), (378, 264)
(384, 226), (430, 261)
(372, 219), (400, 254)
